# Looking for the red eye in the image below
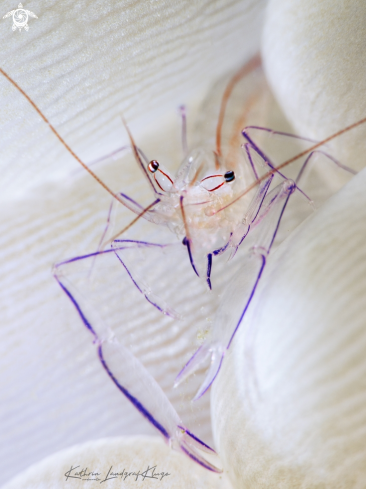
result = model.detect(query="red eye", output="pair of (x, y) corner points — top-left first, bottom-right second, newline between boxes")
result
(148, 160), (174, 192)
(148, 160), (159, 173)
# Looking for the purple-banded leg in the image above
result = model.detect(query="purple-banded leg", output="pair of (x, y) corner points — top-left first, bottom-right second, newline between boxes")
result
(242, 127), (316, 203)
(54, 243), (221, 472)
(242, 126), (318, 173)
(295, 149), (356, 185)
(228, 142), (275, 258)
(201, 141), (276, 283)
(111, 239), (187, 319)
(206, 253), (213, 290)
(175, 179), (296, 400)
(242, 126), (356, 193)
(236, 127), (356, 249)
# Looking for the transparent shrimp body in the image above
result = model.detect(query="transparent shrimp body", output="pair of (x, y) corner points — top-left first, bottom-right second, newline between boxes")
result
(51, 124), (256, 474)
(112, 115), (306, 403)
(53, 60), (358, 469)
(51, 93), (270, 471)
(171, 112), (361, 399)
(146, 147), (251, 281)
(2, 58), (363, 473)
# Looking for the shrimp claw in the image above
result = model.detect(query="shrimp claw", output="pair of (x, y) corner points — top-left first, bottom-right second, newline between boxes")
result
(54, 253), (222, 472)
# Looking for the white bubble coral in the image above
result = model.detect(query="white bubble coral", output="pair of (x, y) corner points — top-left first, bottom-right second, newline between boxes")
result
(262, 0), (366, 171)
(212, 167), (366, 488)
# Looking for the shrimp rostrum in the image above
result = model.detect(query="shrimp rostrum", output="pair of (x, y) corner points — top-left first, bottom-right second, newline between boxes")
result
(2, 58), (365, 472)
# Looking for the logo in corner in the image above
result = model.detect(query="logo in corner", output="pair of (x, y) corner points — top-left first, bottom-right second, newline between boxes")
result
(3, 3), (38, 31)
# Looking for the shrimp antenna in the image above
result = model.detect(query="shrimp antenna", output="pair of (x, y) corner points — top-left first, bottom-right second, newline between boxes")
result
(0, 67), (162, 235)
(215, 54), (261, 158)
(120, 116), (157, 193)
(0, 67), (130, 208)
(215, 116), (366, 214)
(106, 198), (161, 244)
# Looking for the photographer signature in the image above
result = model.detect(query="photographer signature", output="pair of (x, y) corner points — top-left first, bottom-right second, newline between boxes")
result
(65, 464), (171, 483)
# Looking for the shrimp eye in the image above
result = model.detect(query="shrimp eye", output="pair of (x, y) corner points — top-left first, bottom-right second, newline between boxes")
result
(148, 160), (159, 173)
(224, 170), (235, 182)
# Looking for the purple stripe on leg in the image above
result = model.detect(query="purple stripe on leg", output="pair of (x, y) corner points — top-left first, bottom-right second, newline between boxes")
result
(98, 344), (170, 440)
(228, 254), (266, 349)
(206, 253), (212, 289)
(55, 277), (97, 338)
(178, 426), (215, 452)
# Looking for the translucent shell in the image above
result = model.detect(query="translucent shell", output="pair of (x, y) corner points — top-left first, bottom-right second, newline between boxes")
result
(2, 56), (363, 475)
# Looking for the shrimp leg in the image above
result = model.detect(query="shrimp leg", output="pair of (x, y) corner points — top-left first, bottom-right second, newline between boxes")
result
(295, 150), (357, 183)
(227, 128), (356, 253)
(175, 179), (296, 399)
(176, 127), (358, 399)
(209, 141), (275, 278)
(54, 246), (221, 472)
(227, 142), (275, 257)
(242, 126), (356, 183)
